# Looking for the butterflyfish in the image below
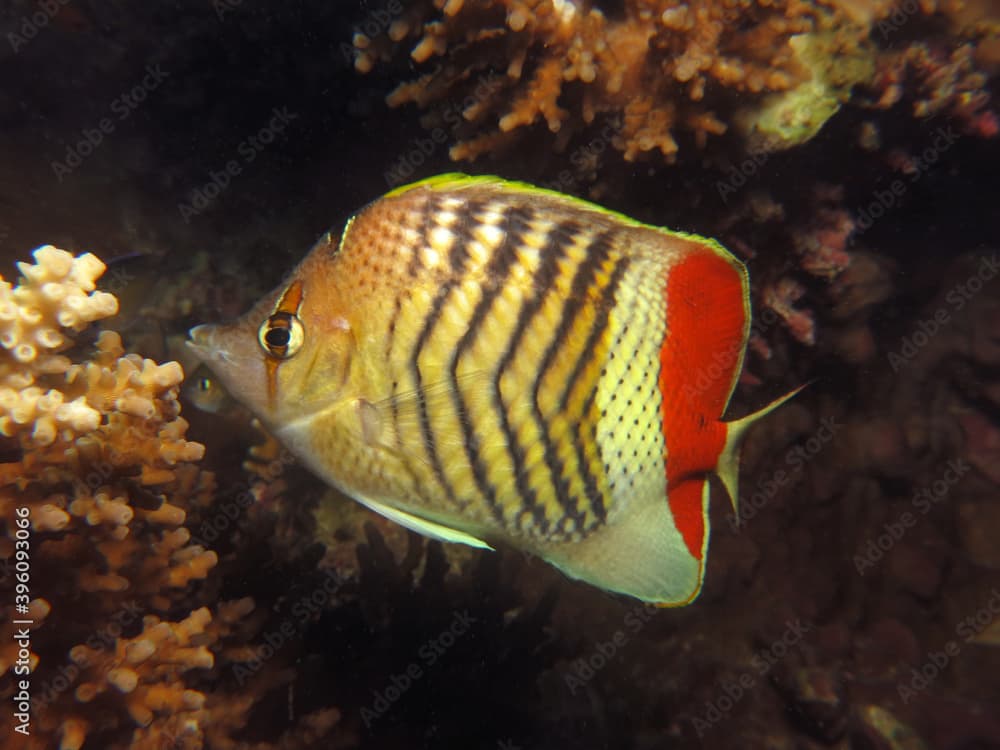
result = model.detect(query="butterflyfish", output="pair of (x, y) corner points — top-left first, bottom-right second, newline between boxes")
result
(187, 174), (797, 606)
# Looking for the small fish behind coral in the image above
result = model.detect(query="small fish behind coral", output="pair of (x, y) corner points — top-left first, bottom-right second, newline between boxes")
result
(182, 364), (243, 418)
(188, 174), (796, 605)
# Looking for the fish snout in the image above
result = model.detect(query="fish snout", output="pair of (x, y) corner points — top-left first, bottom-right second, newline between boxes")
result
(186, 324), (221, 363)
(184, 321), (273, 419)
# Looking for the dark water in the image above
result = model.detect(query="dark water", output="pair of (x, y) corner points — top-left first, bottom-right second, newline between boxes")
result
(1, 2), (998, 749)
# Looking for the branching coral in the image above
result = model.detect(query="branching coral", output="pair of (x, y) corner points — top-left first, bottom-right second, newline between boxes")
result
(0, 246), (341, 749)
(0, 246), (118, 446)
(0, 246), (216, 748)
(354, 0), (880, 164)
(356, 0), (996, 170)
(869, 41), (998, 137)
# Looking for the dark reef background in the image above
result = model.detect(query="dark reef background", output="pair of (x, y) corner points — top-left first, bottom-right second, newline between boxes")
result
(0, 1), (999, 749)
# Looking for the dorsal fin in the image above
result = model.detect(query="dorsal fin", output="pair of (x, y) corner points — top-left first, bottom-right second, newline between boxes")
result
(385, 173), (649, 231)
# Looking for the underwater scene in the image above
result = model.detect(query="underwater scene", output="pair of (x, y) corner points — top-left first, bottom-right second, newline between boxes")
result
(1, 1), (999, 748)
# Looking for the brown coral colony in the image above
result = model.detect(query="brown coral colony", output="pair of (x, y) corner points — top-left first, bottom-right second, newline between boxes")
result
(0, 248), (336, 750)
(355, 0), (830, 161)
(355, 0), (997, 165)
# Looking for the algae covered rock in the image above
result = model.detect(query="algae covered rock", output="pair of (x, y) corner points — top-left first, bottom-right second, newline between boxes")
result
(737, 30), (876, 152)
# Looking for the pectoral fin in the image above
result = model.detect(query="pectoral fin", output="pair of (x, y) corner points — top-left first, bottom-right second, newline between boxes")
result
(363, 371), (495, 455)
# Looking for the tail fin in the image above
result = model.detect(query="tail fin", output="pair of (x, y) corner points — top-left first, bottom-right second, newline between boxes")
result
(716, 384), (809, 516)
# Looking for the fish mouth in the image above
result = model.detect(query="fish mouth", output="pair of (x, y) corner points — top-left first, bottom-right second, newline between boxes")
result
(186, 324), (228, 365)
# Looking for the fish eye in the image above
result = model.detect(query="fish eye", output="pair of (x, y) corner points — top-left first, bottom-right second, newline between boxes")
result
(258, 313), (304, 359)
(265, 328), (290, 347)
(198, 377), (212, 392)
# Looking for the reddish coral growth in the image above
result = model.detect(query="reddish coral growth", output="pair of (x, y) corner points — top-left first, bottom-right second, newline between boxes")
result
(871, 41), (996, 135)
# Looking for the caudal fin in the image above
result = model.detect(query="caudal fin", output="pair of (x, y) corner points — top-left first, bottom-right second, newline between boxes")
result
(716, 384), (809, 516)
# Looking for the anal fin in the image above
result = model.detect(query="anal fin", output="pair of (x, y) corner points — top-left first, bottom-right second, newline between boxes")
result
(539, 478), (709, 607)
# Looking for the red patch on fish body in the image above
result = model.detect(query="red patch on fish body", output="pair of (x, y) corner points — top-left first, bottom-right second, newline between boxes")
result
(658, 249), (748, 559)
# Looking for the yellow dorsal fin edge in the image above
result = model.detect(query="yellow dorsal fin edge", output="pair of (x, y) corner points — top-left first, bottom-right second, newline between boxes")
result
(384, 173), (730, 255)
